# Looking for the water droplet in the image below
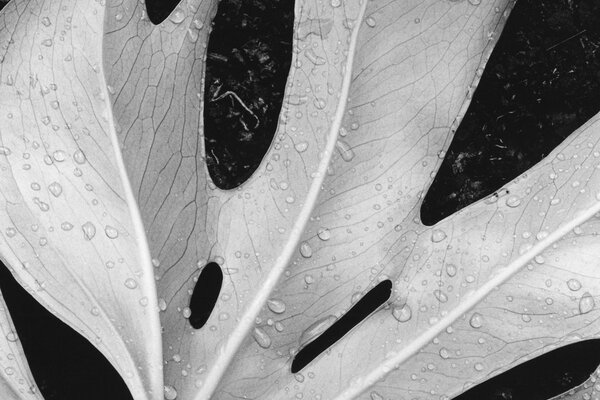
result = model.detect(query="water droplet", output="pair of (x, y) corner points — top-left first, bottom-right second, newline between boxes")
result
(567, 278), (582, 291)
(41, 17), (52, 27)
(392, 304), (412, 322)
(52, 150), (66, 162)
(439, 347), (450, 359)
(468, 0), (481, 5)
(252, 327), (272, 348)
(505, 195), (521, 208)
(82, 221), (96, 240)
(0, 146), (11, 155)
(370, 392), (384, 400)
(336, 140), (355, 162)
(300, 241), (313, 258)
(446, 264), (457, 277)
(41, 39), (53, 47)
(469, 312), (484, 328)
(6, 331), (18, 342)
(295, 141), (309, 153)
(158, 298), (167, 311)
(164, 385), (178, 400)
(124, 278), (138, 289)
(579, 292), (595, 314)
(431, 229), (447, 243)
(365, 16), (376, 27)
(330, 0), (341, 7)
(267, 299), (286, 314)
(182, 307), (191, 318)
(169, 8), (185, 24)
(300, 316), (337, 345)
(104, 225), (119, 239)
(48, 182), (63, 197)
(474, 362), (484, 371)
(317, 228), (331, 241)
(61, 222), (73, 231)
(433, 290), (448, 303)
(73, 150), (86, 164)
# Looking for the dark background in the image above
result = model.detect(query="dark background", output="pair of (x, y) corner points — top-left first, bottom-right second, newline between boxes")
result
(0, 0), (599, 399)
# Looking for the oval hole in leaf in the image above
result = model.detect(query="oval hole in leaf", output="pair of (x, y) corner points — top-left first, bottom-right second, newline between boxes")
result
(455, 339), (600, 400)
(204, 0), (294, 189)
(421, 0), (600, 225)
(145, 0), (182, 25)
(189, 261), (223, 329)
(0, 262), (133, 400)
(291, 280), (392, 373)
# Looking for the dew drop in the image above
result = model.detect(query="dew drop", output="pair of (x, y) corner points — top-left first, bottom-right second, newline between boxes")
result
(330, 0), (341, 7)
(365, 16), (376, 27)
(124, 278), (138, 290)
(81, 221), (96, 240)
(446, 264), (457, 277)
(169, 8), (185, 24)
(392, 304), (412, 322)
(295, 141), (309, 153)
(48, 182), (63, 197)
(299, 241), (313, 258)
(505, 195), (521, 208)
(252, 327), (272, 348)
(317, 228), (331, 241)
(41, 17), (52, 27)
(567, 278), (582, 291)
(61, 222), (73, 231)
(336, 140), (355, 162)
(433, 290), (448, 303)
(52, 150), (66, 162)
(104, 225), (119, 239)
(41, 39), (53, 47)
(0, 147), (12, 156)
(164, 385), (178, 400)
(73, 150), (86, 164)
(431, 229), (447, 243)
(5, 331), (18, 342)
(579, 292), (595, 314)
(267, 299), (286, 314)
(469, 312), (484, 328)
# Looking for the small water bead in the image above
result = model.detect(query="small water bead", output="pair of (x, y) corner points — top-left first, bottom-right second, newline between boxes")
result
(446, 264), (457, 277)
(124, 278), (138, 289)
(73, 150), (86, 164)
(365, 16), (376, 27)
(439, 347), (450, 359)
(295, 141), (309, 153)
(330, 0), (341, 7)
(158, 298), (167, 311)
(433, 290), (448, 303)
(0, 146), (12, 155)
(267, 299), (286, 314)
(48, 182), (63, 197)
(52, 150), (66, 162)
(474, 362), (484, 371)
(392, 304), (412, 322)
(139, 297), (149, 307)
(169, 7), (185, 23)
(30, 182), (41, 191)
(253, 327), (272, 348)
(431, 229), (447, 243)
(182, 307), (192, 318)
(164, 385), (178, 400)
(5, 227), (16, 237)
(299, 241), (313, 258)
(317, 228), (331, 241)
(5, 331), (18, 342)
(304, 275), (314, 284)
(104, 225), (119, 239)
(505, 195), (521, 208)
(82, 221), (96, 240)
(41, 39), (53, 47)
(468, 0), (482, 5)
(50, 100), (59, 109)
(567, 278), (582, 291)
(61, 222), (73, 231)
(579, 292), (595, 314)
(370, 392), (384, 400)
(41, 17), (52, 27)
(469, 312), (484, 328)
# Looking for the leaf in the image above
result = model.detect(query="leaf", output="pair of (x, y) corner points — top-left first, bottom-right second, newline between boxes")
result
(0, 292), (43, 400)
(2, 0), (600, 399)
(0, 1), (162, 399)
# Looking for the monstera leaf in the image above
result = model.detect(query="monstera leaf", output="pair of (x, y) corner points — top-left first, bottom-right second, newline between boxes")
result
(1, 0), (600, 399)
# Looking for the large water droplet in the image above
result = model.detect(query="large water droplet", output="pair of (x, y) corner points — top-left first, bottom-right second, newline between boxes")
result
(336, 140), (355, 162)
(579, 292), (595, 314)
(392, 304), (412, 322)
(469, 312), (484, 328)
(567, 278), (582, 291)
(48, 182), (63, 197)
(164, 385), (178, 400)
(505, 195), (521, 208)
(104, 225), (119, 239)
(82, 221), (96, 240)
(169, 8), (185, 24)
(431, 229), (447, 243)
(253, 327), (272, 348)
(267, 299), (286, 314)
(299, 241), (313, 258)
(317, 228), (331, 241)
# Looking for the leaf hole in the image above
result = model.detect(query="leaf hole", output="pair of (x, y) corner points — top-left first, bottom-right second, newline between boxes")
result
(421, 0), (600, 226)
(455, 339), (600, 400)
(0, 262), (133, 400)
(203, 0), (294, 189)
(189, 261), (223, 329)
(145, 0), (183, 25)
(291, 280), (393, 373)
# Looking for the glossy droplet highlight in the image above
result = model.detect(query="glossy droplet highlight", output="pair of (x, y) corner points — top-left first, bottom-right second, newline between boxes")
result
(252, 327), (272, 348)
(567, 278), (582, 291)
(299, 241), (313, 258)
(431, 229), (447, 243)
(336, 140), (355, 162)
(104, 225), (119, 239)
(48, 182), (63, 197)
(267, 299), (286, 314)
(82, 221), (96, 240)
(469, 312), (484, 328)
(579, 292), (595, 314)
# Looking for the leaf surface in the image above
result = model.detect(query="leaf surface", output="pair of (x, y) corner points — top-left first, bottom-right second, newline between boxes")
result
(2, 0), (600, 399)
(0, 1), (162, 399)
